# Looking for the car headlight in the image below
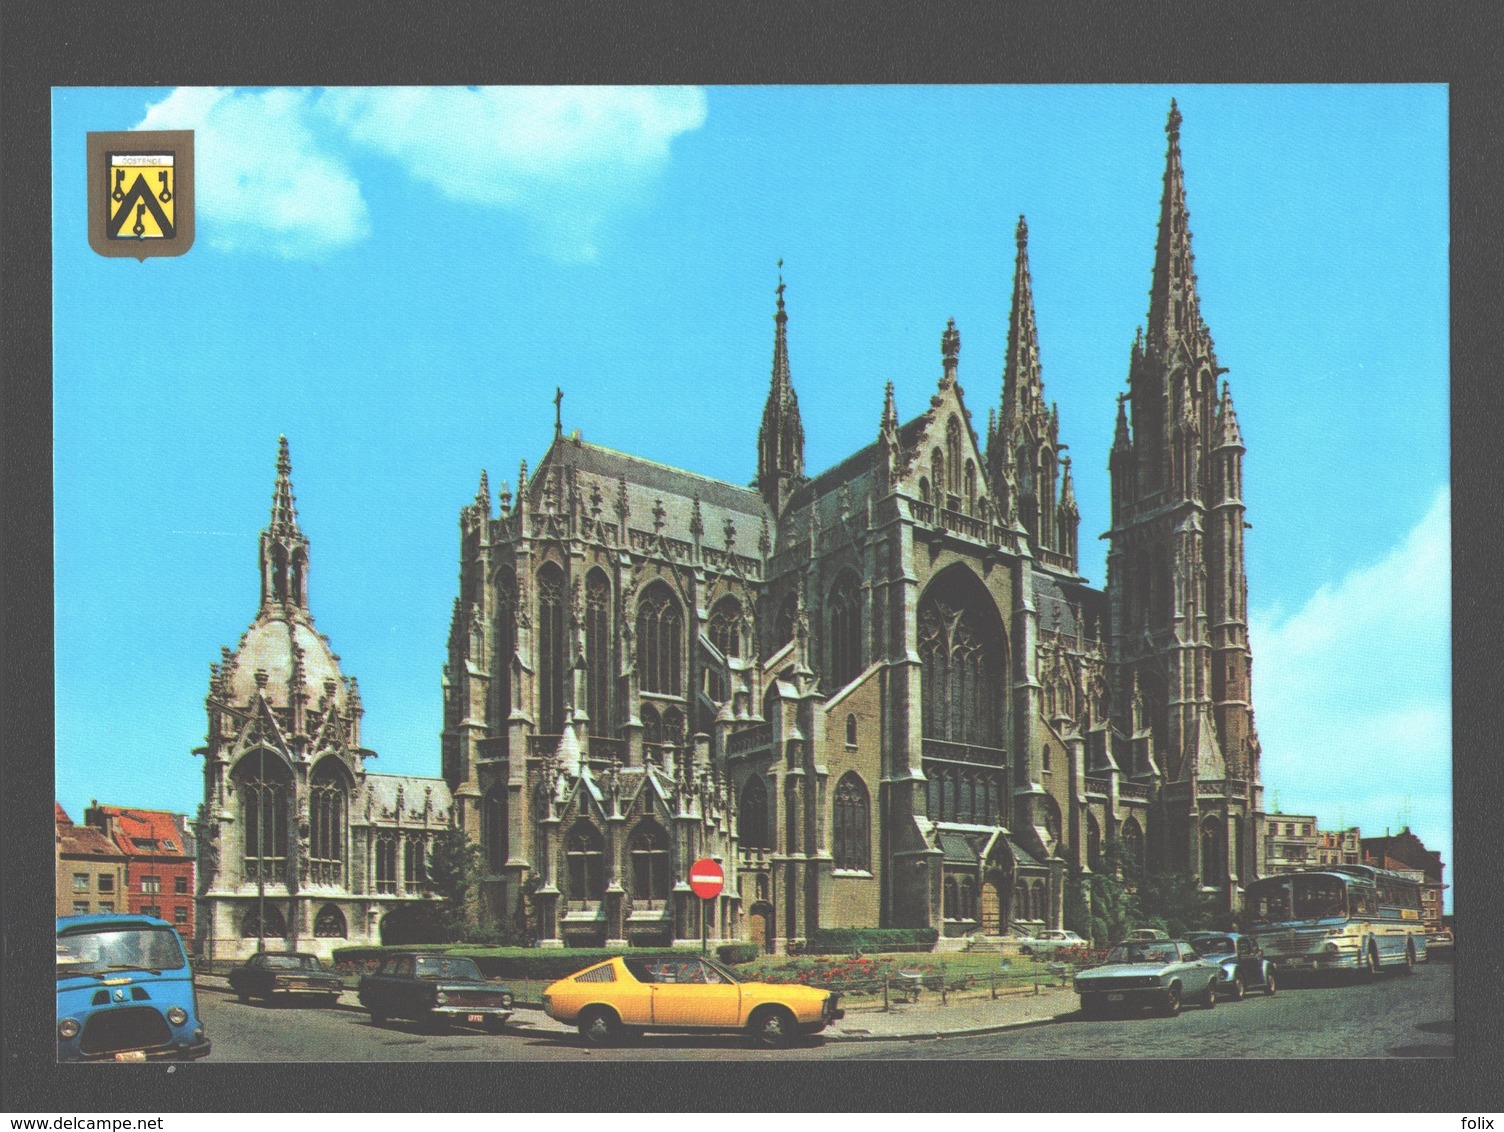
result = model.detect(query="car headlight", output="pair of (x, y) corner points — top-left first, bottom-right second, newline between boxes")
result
(434, 992), (448, 1005)
(58, 1018), (81, 1039)
(500, 993), (514, 1008)
(166, 1006), (189, 1026)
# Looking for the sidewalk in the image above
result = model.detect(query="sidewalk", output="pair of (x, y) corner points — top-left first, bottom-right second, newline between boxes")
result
(197, 974), (1078, 1042)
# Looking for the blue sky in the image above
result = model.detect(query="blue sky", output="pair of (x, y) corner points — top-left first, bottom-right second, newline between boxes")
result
(52, 85), (1450, 903)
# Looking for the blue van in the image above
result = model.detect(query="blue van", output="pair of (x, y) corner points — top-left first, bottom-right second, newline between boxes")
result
(56, 913), (211, 1062)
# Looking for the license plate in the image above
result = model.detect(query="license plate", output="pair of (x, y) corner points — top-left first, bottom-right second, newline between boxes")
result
(1106, 993), (1125, 1002)
(114, 1050), (147, 1062)
(467, 1014), (484, 1023)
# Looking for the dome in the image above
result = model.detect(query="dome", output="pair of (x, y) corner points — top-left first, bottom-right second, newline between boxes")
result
(228, 612), (348, 713)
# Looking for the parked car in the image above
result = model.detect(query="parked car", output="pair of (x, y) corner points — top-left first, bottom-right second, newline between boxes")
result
(357, 952), (514, 1033)
(542, 953), (844, 1048)
(56, 913), (211, 1062)
(1183, 931), (1277, 999)
(229, 951), (344, 1006)
(1020, 929), (1087, 956)
(1124, 928), (1170, 942)
(1073, 939), (1220, 1017)
(1426, 929), (1453, 959)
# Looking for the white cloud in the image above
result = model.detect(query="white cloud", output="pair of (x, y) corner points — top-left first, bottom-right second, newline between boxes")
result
(137, 88), (371, 259)
(1250, 487), (1451, 875)
(317, 86), (708, 261)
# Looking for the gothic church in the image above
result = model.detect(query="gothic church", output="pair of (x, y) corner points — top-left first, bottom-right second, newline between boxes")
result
(195, 102), (1265, 959)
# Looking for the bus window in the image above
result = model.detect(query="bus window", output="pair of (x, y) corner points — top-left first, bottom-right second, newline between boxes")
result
(1245, 878), (1291, 926)
(1291, 875), (1347, 921)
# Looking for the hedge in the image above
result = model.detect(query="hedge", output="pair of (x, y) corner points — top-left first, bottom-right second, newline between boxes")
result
(329, 944), (757, 981)
(803, 927), (939, 955)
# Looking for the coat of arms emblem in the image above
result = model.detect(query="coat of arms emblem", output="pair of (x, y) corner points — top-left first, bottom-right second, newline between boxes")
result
(87, 130), (195, 260)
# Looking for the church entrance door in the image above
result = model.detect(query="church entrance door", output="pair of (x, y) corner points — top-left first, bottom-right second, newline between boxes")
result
(980, 881), (1001, 935)
(747, 903), (772, 952)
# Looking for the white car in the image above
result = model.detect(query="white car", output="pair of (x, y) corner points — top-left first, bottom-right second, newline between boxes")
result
(1021, 930), (1087, 955)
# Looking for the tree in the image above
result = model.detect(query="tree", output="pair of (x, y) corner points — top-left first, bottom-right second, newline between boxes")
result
(1087, 840), (1141, 946)
(1136, 868), (1218, 939)
(426, 827), (481, 943)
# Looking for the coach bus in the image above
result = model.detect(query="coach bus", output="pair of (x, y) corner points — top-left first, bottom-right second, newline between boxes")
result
(1244, 865), (1427, 977)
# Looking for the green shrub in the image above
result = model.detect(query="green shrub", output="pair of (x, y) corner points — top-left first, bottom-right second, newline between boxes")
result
(804, 927), (939, 955)
(716, 942), (760, 966)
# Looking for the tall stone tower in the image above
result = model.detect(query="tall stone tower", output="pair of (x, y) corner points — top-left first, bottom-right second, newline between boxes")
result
(1106, 102), (1261, 907)
(755, 266), (807, 516)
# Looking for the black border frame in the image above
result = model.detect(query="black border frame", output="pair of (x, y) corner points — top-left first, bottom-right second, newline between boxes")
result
(4, 0), (1499, 1114)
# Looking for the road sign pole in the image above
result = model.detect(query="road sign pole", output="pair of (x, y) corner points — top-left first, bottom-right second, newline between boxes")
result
(702, 898), (709, 955)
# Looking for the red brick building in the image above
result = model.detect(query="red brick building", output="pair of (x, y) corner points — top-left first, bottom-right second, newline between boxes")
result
(85, 803), (197, 945)
(1361, 828), (1447, 932)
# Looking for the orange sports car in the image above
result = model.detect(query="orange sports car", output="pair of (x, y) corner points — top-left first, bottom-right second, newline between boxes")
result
(542, 954), (843, 1047)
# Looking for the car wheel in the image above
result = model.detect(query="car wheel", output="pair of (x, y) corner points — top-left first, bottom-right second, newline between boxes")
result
(1264, 967), (1276, 996)
(1080, 994), (1105, 1018)
(1229, 976), (1245, 1002)
(578, 1007), (621, 1047)
(484, 1017), (507, 1035)
(750, 1006), (797, 1049)
(324, 994), (340, 1007)
(1202, 980), (1217, 1009)
(237, 991), (250, 1004)
(1161, 983), (1181, 1017)
(369, 1011), (386, 1027)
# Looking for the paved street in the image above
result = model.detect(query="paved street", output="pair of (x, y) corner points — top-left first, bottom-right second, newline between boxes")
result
(195, 960), (1452, 1061)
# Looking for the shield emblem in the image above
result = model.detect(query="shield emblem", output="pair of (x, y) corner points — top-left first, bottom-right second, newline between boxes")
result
(87, 130), (195, 260)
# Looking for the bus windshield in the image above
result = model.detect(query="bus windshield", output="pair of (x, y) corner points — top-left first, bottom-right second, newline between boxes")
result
(1246, 874), (1349, 927)
(57, 926), (187, 979)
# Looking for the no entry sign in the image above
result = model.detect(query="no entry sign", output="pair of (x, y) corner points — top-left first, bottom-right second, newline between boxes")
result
(689, 858), (725, 900)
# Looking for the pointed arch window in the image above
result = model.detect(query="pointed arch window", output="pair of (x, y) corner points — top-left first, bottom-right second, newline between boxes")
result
(629, 820), (672, 907)
(1040, 448), (1057, 547)
(238, 751), (290, 884)
(314, 904), (347, 939)
(827, 571), (862, 690)
(374, 834), (398, 894)
(931, 449), (945, 503)
(946, 417), (964, 497)
(832, 772), (870, 872)
(1088, 812), (1103, 871)
(482, 784), (508, 874)
(708, 596), (742, 703)
(1121, 818), (1145, 873)
(1201, 817), (1226, 884)
(404, 836), (430, 892)
(918, 575), (1005, 749)
(564, 822), (605, 905)
(585, 570), (611, 733)
(537, 564), (567, 734)
(775, 593), (798, 650)
(739, 774), (772, 851)
(637, 582), (683, 696)
(241, 906), (287, 940)
(308, 759), (347, 886)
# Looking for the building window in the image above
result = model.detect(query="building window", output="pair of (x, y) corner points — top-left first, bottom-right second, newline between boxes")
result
(775, 592), (798, 649)
(73, 902), (90, 915)
(309, 758), (348, 885)
(72, 873), (89, 893)
(637, 582), (683, 696)
(564, 822), (605, 905)
(315, 904), (348, 939)
(141, 875), (161, 895)
(482, 785), (508, 875)
(707, 595), (742, 703)
(832, 773), (870, 872)
(739, 775), (772, 851)
(98, 902), (114, 913)
(918, 569), (1006, 749)
(1042, 745), (1051, 772)
(493, 569), (516, 728)
(404, 837), (430, 892)
(828, 571), (863, 690)
(585, 570), (612, 732)
(374, 835), (398, 895)
(629, 821), (672, 906)
(846, 714), (858, 748)
(537, 564), (568, 734)
(174, 907), (189, 926)
(142, 905), (162, 919)
(240, 750), (291, 883)
(99, 874), (115, 894)
(174, 875), (187, 895)
(241, 906), (287, 939)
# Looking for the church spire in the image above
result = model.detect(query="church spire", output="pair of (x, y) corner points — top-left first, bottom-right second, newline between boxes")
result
(999, 215), (1045, 435)
(756, 260), (806, 514)
(260, 435), (310, 612)
(1147, 99), (1204, 354)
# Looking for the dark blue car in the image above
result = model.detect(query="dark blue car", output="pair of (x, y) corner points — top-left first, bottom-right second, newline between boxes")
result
(56, 914), (210, 1062)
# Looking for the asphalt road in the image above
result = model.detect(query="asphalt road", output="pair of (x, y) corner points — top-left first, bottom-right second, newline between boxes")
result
(196, 960), (1453, 1062)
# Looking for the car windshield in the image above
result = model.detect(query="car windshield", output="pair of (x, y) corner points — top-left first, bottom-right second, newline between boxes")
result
(413, 956), (483, 981)
(57, 926), (186, 979)
(1190, 936), (1234, 957)
(1106, 944), (1175, 965)
(263, 954), (321, 970)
